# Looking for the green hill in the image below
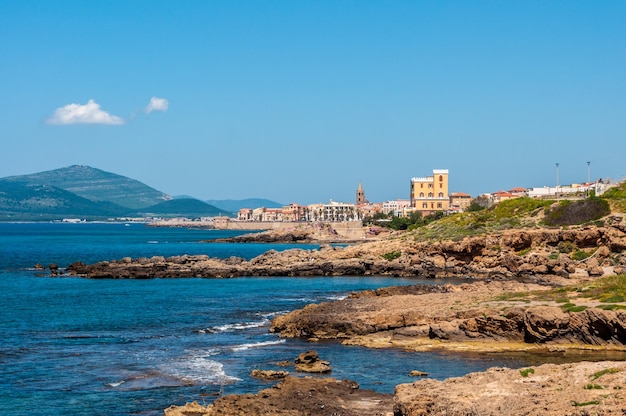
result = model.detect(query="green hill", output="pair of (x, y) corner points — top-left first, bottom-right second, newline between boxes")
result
(2, 165), (171, 210)
(137, 198), (231, 218)
(0, 181), (132, 221)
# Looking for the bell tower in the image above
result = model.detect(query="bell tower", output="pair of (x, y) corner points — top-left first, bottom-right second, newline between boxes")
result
(356, 182), (366, 205)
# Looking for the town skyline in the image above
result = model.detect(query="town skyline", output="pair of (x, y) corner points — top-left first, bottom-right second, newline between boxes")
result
(2, 2), (624, 204)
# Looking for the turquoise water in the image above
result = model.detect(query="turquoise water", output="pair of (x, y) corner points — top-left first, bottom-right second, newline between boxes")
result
(0, 223), (535, 416)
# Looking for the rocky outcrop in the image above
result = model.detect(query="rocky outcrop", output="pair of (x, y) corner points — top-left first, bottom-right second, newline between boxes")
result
(66, 225), (625, 280)
(270, 280), (626, 350)
(250, 370), (289, 380)
(166, 362), (626, 416)
(164, 376), (394, 416)
(394, 361), (626, 416)
(208, 228), (317, 243)
(294, 350), (331, 373)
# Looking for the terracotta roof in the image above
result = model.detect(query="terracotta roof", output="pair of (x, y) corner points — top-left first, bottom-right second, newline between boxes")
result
(508, 187), (528, 192)
(450, 192), (472, 197)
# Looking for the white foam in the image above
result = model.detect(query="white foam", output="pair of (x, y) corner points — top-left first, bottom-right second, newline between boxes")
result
(230, 339), (286, 352)
(211, 318), (269, 333)
(106, 380), (125, 387)
(163, 354), (240, 384)
(324, 294), (348, 301)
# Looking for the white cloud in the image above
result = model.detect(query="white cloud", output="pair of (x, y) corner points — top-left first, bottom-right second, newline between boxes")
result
(47, 99), (124, 125)
(146, 97), (169, 113)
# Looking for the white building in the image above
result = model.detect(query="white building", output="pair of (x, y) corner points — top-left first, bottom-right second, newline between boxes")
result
(308, 200), (361, 222)
(382, 199), (411, 216)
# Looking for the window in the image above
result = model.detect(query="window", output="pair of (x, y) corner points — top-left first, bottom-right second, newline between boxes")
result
(438, 192), (443, 198)
(422, 203), (427, 208)
(440, 183), (443, 188)
(437, 203), (442, 208)
(419, 192), (424, 198)
(439, 175), (443, 182)
(428, 192), (433, 198)
(428, 183), (433, 188)
(420, 183), (424, 188)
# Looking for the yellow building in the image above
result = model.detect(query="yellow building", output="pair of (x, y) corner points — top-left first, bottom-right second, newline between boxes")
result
(410, 169), (450, 215)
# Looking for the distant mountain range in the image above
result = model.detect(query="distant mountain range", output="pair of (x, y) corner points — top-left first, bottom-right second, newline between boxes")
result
(0, 165), (232, 221)
(205, 198), (284, 212)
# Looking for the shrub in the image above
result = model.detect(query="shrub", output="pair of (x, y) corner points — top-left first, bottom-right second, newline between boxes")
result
(544, 197), (610, 226)
(561, 303), (587, 312)
(597, 304), (626, 311)
(382, 251), (401, 261)
(601, 182), (626, 199)
(572, 249), (593, 261)
(519, 368), (535, 377)
(558, 241), (576, 253)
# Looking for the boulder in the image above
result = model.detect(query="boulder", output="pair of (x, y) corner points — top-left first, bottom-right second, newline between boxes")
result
(250, 370), (289, 380)
(295, 350), (331, 373)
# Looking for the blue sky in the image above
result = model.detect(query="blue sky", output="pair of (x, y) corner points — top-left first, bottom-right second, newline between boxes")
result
(1, 1), (624, 204)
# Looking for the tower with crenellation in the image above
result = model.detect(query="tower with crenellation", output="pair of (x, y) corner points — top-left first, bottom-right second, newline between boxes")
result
(410, 169), (449, 215)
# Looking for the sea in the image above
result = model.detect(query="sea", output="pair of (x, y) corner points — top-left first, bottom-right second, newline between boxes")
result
(0, 222), (616, 416)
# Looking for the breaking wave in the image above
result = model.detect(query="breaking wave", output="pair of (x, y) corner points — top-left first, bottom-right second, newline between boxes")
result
(230, 339), (286, 352)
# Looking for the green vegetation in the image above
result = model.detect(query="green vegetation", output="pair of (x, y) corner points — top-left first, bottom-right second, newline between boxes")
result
(364, 211), (445, 231)
(572, 401), (600, 407)
(584, 383), (604, 390)
(577, 274), (626, 303)
(516, 247), (532, 256)
(389, 211), (423, 230)
(2, 165), (169, 210)
(544, 197), (610, 226)
(0, 180), (132, 221)
(601, 181), (626, 213)
(493, 274), (626, 307)
(591, 368), (621, 380)
(381, 251), (402, 261)
(558, 241), (576, 253)
(561, 303), (587, 313)
(519, 368), (535, 377)
(410, 197), (552, 242)
(0, 166), (231, 220)
(571, 249), (594, 261)
(597, 304), (626, 311)
(599, 294), (624, 303)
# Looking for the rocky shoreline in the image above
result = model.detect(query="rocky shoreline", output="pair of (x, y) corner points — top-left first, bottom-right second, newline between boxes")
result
(270, 279), (626, 352)
(66, 224), (625, 280)
(165, 360), (626, 416)
(58, 219), (626, 415)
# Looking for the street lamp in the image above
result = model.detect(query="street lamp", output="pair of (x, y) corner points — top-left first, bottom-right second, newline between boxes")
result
(587, 161), (591, 184)
(556, 163), (559, 199)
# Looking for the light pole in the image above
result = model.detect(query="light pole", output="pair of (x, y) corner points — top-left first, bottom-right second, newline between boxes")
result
(555, 163), (559, 199)
(587, 161), (591, 197)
